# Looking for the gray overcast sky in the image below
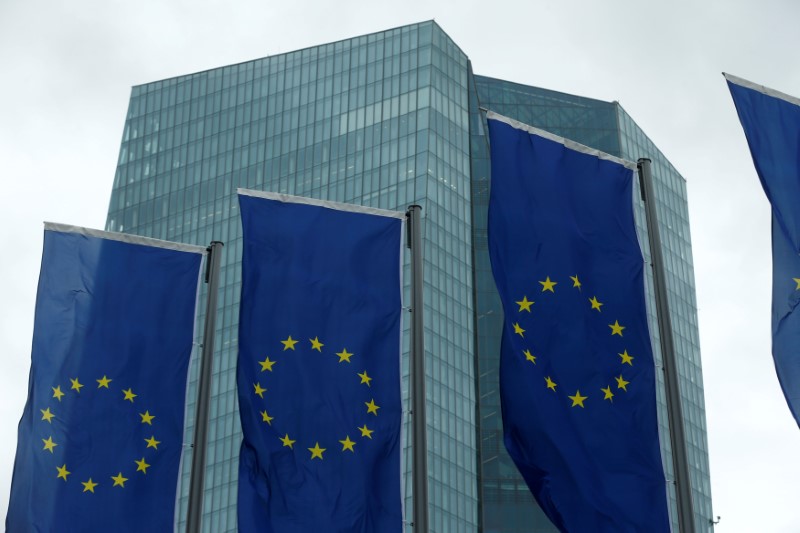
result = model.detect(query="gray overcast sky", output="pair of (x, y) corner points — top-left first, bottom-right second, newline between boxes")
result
(2, 1), (799, 530)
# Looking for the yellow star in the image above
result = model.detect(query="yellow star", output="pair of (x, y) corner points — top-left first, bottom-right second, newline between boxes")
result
(56, 464), (70, 481)
(589, 296), (603, 312)
(139, 411), (155, 425)
(616, 375), (630, 392)
(545, 376), (557, 391)
(523, 349), (536, 364)
(339, 436), (356, 452)
(601, 386), (614, 402)
(568, 390), (588, 408)
(310, 337), (324, 352)
(81, 478), (98, 493)
(135, 457), (150, 474)
(259, 357), (276, 372)
(357, 370), (372, 386)
(539, 276), (557, 293)
(609, 320), (625, 336)
(794, 278), (800, 290)
(516, 296), (534, 312)
(96, 375), (112, 388)
(619, 350), (634, 366)
(70, 378), (84, 393)
(513, 323), (525, 337)
(308, 442), (326, 460)
(122, 388), (137, 402)
(570, 275), (581, 289)
(365, 399), (380, 416)
(358, 424), (374, 439)
(336, 348), (354, 363)
(40, 407), (55, 423)
(280, 434), (296, 449)
(145, 436), (161, 449)
(281, 335), (298, 351)
(111, 472), (128, 488)
(42, 436), (57, 453)
(52, 386), (65, 402)
(253, 382), (266, 398)
(260, 410), (274, 425)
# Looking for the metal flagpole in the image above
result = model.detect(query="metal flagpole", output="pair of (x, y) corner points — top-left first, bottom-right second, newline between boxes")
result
(407, 205), (429, 533)
(637, 159), (696, 533)
(186, 241), (224, 533)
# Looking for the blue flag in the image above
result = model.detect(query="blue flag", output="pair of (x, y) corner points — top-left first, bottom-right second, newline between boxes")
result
(486, 113), (669, 532)
(6, 223), (204, 532)
(726, 73), (800, 426)
(237, 191), (404, 533)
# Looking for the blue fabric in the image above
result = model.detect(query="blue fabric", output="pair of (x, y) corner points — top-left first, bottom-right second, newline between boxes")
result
(487, 117), (669, 532)
(728, 78), (800, 426)
(6, 228), (202, 532)
(237, 194), (403, 533)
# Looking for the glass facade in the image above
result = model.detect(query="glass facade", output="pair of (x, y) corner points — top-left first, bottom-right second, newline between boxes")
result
(106, 21), (712, 532)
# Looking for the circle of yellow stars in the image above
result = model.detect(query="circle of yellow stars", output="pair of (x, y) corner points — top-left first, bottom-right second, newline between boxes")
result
(513, 274), (634, 408)
(252, 335), (379, 461)
(40, 374), (162, 493)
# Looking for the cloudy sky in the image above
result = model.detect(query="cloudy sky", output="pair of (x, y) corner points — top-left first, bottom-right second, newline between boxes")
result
(2, 0), (799, 530)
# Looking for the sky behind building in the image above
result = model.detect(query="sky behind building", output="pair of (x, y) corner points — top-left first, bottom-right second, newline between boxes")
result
(2, 1), (799, 531)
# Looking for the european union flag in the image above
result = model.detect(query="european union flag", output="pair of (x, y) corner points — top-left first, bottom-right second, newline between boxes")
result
(6, 223), (204, 532)
(237, 190), (404, 533)
(486, 113), (670, 532)
(726, 73), (800, 426)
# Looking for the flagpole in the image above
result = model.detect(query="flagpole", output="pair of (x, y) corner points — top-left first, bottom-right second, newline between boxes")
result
(186, 240), (224, 533)
(637, 159), (696, 533)
(407, 205), (429, 533)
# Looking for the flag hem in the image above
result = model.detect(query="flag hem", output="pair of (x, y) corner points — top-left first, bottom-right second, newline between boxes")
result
(174, 258), (206, 531)
(485, 110), (638, 170)
(43, 222), (207, 254)
(724, 73), (800, 108)
(237, 189), (407, 220)
(397, 215), (407, 528)
(630, 169), (673, 513)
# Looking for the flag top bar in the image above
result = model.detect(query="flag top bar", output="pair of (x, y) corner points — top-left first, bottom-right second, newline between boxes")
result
(485, 110), (638, 171)
(723, 73), (800, 108)
(237, 189), (407, 220)
(44, 222), (207, 255)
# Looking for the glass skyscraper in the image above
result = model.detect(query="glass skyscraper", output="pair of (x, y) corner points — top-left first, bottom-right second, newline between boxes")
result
(106, 21), (713, 532)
